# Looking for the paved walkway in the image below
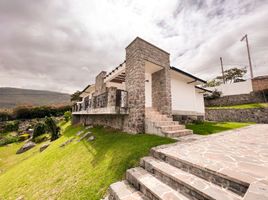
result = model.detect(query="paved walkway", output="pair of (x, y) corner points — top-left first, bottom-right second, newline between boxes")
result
(154, 124), (268, 199)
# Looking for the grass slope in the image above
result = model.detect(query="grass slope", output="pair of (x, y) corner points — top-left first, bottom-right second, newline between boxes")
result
(0, 122), (174, 200)
(0, 87), (70, 109)
(186, 121), (253, 135)
(206, 103), (268, 109)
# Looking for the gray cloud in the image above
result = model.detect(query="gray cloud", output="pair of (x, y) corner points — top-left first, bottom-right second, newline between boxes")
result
(0, 0), (268, 93)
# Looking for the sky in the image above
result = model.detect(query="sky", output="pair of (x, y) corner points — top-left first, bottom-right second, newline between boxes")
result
(0, 0), (268, 94)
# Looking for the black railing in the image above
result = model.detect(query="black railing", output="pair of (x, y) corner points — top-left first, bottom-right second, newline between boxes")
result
(116, 90), (128, 108)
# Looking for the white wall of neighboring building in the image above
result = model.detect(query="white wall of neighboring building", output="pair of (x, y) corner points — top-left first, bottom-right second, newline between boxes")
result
(206, 80), (253, 96)
(145, 72), (152, 107)
(195, 91), (205, 114)
(170, 71), (205, 115)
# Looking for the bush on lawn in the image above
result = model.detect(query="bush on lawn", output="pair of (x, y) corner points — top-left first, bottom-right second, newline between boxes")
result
(33, 134), (50, 143)
(19, 133), (30, 141)
(45, 117), (60, 141)
(33, 123), (46, 139)
(64, 111), (72, 122)
(0, 135), (19, 146)
(2, 121), (19, 133)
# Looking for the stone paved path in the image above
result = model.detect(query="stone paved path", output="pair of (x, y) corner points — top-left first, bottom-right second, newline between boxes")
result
(155, 124), (268, 185)
(106, 124), (268, 200)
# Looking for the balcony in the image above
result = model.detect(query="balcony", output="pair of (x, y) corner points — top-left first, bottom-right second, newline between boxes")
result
(72, 88), (128, 115)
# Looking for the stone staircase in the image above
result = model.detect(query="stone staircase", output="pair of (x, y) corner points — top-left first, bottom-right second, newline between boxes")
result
(145, 108), (193, 138)
(106, 147), (245, 200)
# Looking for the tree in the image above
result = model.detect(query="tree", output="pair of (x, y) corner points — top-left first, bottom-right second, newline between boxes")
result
(45, 117), (60, 141)
(216, 67), (247, 83)
(70, 91), (82, 102)
(64, 111), (72, 122)
(203, 79), (222, 87)
(33, 123), (46, 139)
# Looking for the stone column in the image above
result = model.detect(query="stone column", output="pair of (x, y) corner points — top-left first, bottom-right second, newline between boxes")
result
(124, 37), (172, 133)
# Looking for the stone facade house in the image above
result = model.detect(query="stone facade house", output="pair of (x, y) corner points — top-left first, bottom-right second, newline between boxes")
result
(72, 37), (207, 136)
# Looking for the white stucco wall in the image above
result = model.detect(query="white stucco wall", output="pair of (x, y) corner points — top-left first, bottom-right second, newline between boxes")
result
(206, 80), (253, 96)
(171, 72), (205, 115)
(145, 73), (152, 107)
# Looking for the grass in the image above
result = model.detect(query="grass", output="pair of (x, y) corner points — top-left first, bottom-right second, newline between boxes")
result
(206, 103), (268, 109)
(186, 121), (253, 135)
(0, 122), (174, 200)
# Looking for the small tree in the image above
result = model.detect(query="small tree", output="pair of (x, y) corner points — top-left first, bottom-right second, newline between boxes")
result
(33, 123), (46, 139)
(45, 117), (60, 141)
(216, 67), (247, 83)
(64, 111), (72, 122)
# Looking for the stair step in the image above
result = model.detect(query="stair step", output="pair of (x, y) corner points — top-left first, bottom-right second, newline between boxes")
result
(146, 116), (173, 121)
(109, 181), (148, 200)
(154, 121), (180, 126)
(159, 125), (185, 131)
(163, 129), (193, 137)
(126, 167), (190, 200)
(150, 148), (249, 196)
(141, 157), (242, 200)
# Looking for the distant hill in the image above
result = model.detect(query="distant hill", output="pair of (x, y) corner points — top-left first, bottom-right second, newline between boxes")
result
(0, 87), (70, 109)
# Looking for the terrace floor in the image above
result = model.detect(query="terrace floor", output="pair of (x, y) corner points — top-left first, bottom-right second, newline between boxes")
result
(153, 124), (268, 199)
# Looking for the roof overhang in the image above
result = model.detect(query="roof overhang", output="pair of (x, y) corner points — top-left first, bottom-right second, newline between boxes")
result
(170, 66), (206, 85)
(104, 61), (126, 84)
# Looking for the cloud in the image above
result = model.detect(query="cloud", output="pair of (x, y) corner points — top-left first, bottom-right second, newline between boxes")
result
(0, 0), (267, 93)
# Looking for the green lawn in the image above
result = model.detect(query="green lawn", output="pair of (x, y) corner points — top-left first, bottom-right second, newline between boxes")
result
(0, 122), (174, 200)
(186, 121), (253, 135)
(206, 103), (268, 109)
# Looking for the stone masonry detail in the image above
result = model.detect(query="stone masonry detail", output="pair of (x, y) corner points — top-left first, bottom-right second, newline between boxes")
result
(123, 37), (172, 133)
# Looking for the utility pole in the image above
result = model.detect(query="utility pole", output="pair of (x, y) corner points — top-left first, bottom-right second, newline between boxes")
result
(241, 34), (254, 79)
(220, 57), (225, 84)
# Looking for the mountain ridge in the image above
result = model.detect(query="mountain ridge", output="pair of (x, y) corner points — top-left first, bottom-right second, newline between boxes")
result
(0, 87), (70, 109)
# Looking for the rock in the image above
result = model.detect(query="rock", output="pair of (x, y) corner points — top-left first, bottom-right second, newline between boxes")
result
(87, 136), (95, 141)
(59, 138), (74, 147)
(16, 195), (24, 200)
(77, 132), (91, 142)
(85, 125), (93, 129)
(76, 131), (83, 136)
(16, 141), (36, 154)
(40, 143), (50, 152)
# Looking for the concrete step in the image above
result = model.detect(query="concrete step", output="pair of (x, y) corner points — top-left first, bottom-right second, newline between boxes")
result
(145, 116), (173, 121)
(126, 167), (190, 200)
(154, 121), (180, 126)
(150, 148), (249, 196)
(163, 129), (193, 137)
(141, 157), (242, 200)
(108, 181), (148, 200)
(159, 125), (186, 132)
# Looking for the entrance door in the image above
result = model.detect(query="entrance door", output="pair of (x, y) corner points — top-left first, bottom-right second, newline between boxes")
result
(145, 73), (152, 107)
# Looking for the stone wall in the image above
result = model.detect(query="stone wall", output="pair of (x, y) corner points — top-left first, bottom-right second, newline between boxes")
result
(74, 114), (125, 130)
(123, 37), (172, 133)
(94, 71), (107, 95)
(205, 108), (268, 123)
(205, 92), (266, 107)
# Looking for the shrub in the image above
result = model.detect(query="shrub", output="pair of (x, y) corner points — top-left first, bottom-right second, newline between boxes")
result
(13, 105), (71, 120)
(33, 123), (46, 139)
(33, 134), (50, 143)
(0, 110), (13, 122)
(19, 133), (30, 141)
(204, 90), (222, 100)
(64, 111), (72, 122)
(2, 121), (19, 133)
(0, 135), (19, 146)
(45, 117), (60, 141)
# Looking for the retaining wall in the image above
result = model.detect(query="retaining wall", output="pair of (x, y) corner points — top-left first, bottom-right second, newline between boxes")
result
(205, 92), (266, 107)
(205, 108), (268, 123)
